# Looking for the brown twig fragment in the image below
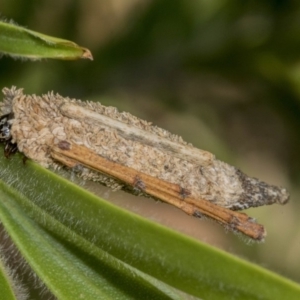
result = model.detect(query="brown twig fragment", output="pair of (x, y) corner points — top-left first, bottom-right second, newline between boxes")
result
(59, 102), (214, 166)
(51, 141), (265, 241)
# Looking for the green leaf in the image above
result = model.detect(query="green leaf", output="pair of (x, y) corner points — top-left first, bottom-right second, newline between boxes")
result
(0, 257), (18, 300)
(0, 185), (182, 299)
(0, 21), (93, 60)
(0, 151), (299, 299)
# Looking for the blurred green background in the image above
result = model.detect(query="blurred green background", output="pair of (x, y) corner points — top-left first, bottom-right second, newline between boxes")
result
(1, 0), (300, 285)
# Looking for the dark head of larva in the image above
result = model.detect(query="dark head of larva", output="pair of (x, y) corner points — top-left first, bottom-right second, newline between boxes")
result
(0, 113), (12, 141)
(0, 113), (18, 158)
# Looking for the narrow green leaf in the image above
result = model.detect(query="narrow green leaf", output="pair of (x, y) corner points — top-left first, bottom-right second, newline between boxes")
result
(0, 256), (18, 300)
(0, 178), (184, 299)
(0, 21), (93, 60)
(0, 151), (299, 299)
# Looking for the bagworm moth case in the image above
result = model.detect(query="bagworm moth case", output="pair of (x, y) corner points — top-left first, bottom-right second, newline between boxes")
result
(0, 87), (290, 241)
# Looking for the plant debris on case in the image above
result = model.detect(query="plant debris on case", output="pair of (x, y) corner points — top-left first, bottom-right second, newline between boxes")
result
(0, 87), (290, 241)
